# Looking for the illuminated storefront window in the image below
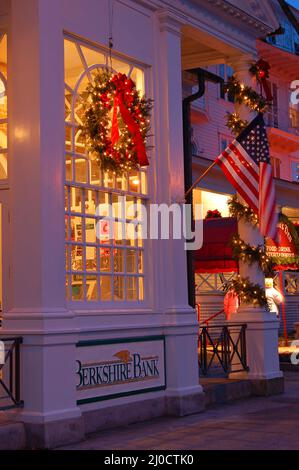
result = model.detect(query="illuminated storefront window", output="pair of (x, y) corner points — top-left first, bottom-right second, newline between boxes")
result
(0, 33), (7, 180)
(193, 189), (231, 218)
(64, 37), (146, 302)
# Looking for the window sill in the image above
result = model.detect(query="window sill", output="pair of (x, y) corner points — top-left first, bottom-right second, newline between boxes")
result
(70, 305), (161, 316)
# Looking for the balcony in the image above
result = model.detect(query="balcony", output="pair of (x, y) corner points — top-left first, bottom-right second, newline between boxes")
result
(265, 106), (299, 155)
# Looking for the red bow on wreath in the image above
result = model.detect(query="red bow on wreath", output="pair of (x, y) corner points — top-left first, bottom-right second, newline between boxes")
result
(254, 59), (273, 103)
(205, 209), (222, 219)
(111, 73), (149, 167)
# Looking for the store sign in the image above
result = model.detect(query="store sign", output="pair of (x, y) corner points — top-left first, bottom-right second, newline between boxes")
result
(76, 336), (165, 405)
(266, 222), (297, 259)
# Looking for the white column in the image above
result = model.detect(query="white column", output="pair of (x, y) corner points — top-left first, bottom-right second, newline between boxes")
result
(230, 54), (265, 285)
(2, 0), (83, 447)
(154, 10), (204, 414)
(228, 55), (282, 385)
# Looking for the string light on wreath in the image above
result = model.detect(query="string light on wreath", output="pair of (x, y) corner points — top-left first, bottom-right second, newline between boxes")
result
(80, 69), (153, 174)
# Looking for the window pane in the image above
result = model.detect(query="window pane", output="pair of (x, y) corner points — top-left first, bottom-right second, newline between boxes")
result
(64, 187), (69, 212)
(114, 249), (124, 273)
(98, 192), (110, 216)
(103, 172), (114, 188)
(71, 245), (83, 271)
(75, 158), (88, 183)
(64, 40), (84, 89)
(0, 93), (7, 121)
(114, 276), (125, 301)
(138, 251), (143, 274)
(85, 190), (97, 215)
(0, 153), (7, 179)
(126, 223), (136, 246)
(98, 219), (112, 244)
(101, 275), (112, 301)
(112, 57), (130, 76)
(72, 275), (84, 301)
(128, 171), (140, 192)
(75, 128), (86, 155)
(100, 248), (111, 271)
(65, 246), (70, 271)
(65, 154), (72, 181)
(86, 275), (98, 301)
(115, 174), (127, 191)
(65, 216), (70, 240)
(130, 67), (144, 93)
(85, 218), (96, 243)
(65, 125), (72, 152)
(81, 45), (106, 68)
(126, 249), (136, 273)
(90, 159), (100, 185)
(139, 277), (144, 301)
(65, 90), (72, 121)
(85, 246), (97, 271)
(141, 171), (147, 195)
(127, 276), (137, 301)
(70, 216), (83, 242)
(0, 34), (8, 79)
(114, 221), (125, 245)
(125, 196), (135, 220)
(137, 224), (143, 247)
(112, 193), (123, 219)
(70, 187), (83, 212)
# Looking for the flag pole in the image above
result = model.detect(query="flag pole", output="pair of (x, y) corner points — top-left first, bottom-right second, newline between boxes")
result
(184, 159), (218, 200)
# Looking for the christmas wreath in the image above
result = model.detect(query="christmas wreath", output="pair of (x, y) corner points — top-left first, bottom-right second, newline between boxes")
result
(80, 70), (153, 174)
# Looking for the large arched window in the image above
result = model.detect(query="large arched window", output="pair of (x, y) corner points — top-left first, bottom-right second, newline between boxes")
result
(64, 37), (147, 304)
(0, 33), (7, 180)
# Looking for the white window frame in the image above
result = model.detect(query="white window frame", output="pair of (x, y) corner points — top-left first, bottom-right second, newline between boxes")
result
(64, 35), (151, 309)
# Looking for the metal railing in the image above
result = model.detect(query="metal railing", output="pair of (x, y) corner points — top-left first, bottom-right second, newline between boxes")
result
(198, 323), (248, 377)
(0, 337), (23, 410)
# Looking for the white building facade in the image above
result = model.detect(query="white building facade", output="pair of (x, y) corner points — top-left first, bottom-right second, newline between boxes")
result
(0, 0), (285, 448)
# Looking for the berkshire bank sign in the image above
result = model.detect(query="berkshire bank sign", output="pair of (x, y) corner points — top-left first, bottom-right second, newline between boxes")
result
(76, 337), (165, 404)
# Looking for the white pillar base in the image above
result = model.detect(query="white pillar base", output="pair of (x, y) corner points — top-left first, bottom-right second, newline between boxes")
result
(230, 306), (282, 381)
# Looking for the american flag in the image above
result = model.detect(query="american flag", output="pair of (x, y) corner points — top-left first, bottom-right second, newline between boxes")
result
(216, 113), (278, 240)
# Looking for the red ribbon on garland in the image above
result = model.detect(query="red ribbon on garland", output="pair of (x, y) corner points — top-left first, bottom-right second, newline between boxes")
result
(111, 73), (149, 167)
(255, 59), (273, 102)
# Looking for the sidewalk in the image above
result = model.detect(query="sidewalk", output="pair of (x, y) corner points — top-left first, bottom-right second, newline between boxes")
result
(60, 372), (299, 451)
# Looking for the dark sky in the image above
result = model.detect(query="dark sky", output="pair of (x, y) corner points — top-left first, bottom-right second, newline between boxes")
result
(286, 0), (299, 8)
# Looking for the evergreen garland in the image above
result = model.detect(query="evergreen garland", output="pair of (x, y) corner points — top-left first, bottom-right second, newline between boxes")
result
(226, 113), (248, 137)
(231, 234), (275, 276)
(227, 276), (268, 308)
(228, 195), (259, 225)
(224, 75), (268, 113)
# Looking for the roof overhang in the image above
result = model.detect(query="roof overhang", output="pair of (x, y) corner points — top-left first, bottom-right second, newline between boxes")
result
(267, 127), (299, 153)
(257, 39), (299, 81)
